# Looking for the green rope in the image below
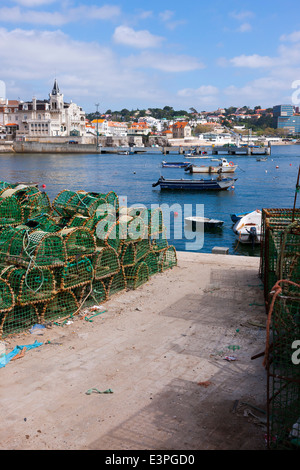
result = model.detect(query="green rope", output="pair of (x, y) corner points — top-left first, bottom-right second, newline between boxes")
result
(84, 309), (106, 322)
(85, 388), (113, 395)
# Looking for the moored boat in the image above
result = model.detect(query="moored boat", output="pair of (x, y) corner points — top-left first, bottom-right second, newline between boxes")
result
(152, 176), (237, 190)
(230, 211), (250, 223)
(185, 158), (237, 174)
(161, 161), (190, 168)
(232, 210), (262, 244)
(185, 216), (224, 230)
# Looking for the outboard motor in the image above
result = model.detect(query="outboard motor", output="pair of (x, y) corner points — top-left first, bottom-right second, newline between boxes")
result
(249, 226), (257, 248)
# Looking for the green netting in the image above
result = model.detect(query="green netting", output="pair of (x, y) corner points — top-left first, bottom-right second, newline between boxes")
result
(157, 246), (177, 272)
(1, 304), (39, 338)
(125, 261), (149, 289)
(0, 227), (29, 265)
(94, 213), (117, 247)
(91, 280), (107, 304)
(67, 214), (89, 227)
(266, 288), (300, 450)
(148, 207), (164, 236)
(52, 190), (102, 218)
(0, 183), (178, 336)
(104, 268), (126, 297)
(260, 208), (300, 306)
(40, 290), (79, 322)
(0, 277), (15, 313)
(143, 250), (159, 276)
(26, 213), (61, 233)
(105, 220), (127, 253)
(59, 227), (96, 259)
(18, 188), (51, 222)
(0, 181), (12, 191)
(135, 238), (151, 261)
(105, 191), (119, 214)
(0, 227), (66, 267)
(91, 246), (120, 280)
(120, 242), (136, 267)
(5, 266), (55, 305)
(55, 256), (94, 290)
(151, 229), (169, 252)
(0, 196), (23, 227)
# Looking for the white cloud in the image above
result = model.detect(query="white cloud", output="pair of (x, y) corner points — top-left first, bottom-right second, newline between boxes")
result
(0, 4), (121, 26)
(229, 54), (278, 68)
(0, 80), (6, 99)
(113, 26), (164, 48)
(159, 9), (186, 30)
(280, 30), (300, 42)
(229, 10), (255, 21)
(159, 10), (174, 22)
(237, 22), (252, 33)
(177, 85), (219, 97)
(0, 27), (172, 110)
(123, 52), (205, 72)
(177, 85), (219, 106)
(12, 0), (57, 6)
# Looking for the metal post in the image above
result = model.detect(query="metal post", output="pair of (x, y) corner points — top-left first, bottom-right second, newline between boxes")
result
(95, 103), (99, 150)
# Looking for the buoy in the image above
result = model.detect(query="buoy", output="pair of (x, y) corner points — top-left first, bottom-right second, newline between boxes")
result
(41, 184), (46, 189)
(276, 165), (279, 169)
(174, 211), (178, 217)
(290, 163), (292, 166)
(231, 185), (235, 189)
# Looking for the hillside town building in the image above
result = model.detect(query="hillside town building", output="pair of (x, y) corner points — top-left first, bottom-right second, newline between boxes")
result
(13, 80), (85, 138)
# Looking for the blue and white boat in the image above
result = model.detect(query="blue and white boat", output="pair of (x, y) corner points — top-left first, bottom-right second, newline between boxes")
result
(161, 160), (190, 168)
(230, 211), (250, 223)
(152, 176), (237, 190)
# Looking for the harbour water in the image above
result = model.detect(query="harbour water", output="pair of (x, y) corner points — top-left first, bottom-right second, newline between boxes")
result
(0, 145), (299, 256)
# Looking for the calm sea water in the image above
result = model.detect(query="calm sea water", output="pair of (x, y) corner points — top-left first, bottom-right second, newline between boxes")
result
(0, 145), (299, 256)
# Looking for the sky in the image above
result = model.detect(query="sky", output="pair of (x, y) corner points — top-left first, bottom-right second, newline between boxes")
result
(0, 0), (300, 113)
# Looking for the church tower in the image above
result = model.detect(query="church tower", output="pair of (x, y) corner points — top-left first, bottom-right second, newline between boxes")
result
(49, 79), (64, 110)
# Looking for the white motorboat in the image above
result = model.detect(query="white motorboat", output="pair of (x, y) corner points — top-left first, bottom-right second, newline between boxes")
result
(185, 216), (224, 230)
(232, 210), (262, 244)
(185, 158), (238, 174)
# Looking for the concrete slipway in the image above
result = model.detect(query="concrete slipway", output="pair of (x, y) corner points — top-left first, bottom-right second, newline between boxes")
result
(0, 252), (268, 451)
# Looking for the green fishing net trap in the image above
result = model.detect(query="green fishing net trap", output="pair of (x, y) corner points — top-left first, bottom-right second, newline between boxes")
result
(0, 181), (177, 338)
(260, 207), (300, 450)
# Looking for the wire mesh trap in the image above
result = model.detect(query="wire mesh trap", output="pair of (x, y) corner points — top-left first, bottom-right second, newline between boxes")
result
(0, 182), (177, 336)
(4, 265), (55, 305)
(55, 256), (94, 291)
(59, 227), (96, 259)
(265, 283), (300, 450)
(125, 261), (149, 290)
(40, 289), (80, 323)
(90, 246), (120, 280)
(1, 304), (39, 338)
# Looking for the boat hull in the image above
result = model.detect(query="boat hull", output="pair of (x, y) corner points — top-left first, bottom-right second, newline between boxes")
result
(161, 161), (190, 168)
(153, 177), (236, 190)
(187, 165), (237, 173)
(185, 217), (224, 230)
(232, 210), (262, 244)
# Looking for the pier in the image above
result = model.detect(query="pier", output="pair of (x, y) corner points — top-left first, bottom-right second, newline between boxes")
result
(211, 145), (271, 156)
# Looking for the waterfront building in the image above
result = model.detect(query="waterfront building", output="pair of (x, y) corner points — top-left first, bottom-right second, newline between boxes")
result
(90, 119), (128, 137)
(171, 121), (191, 139)
(107, 121), (128, 137)
(15, 80), (85, 138)
(0, 98), (20, 137)
(128, 121), (150, 136)
(273, 104), (300, 134)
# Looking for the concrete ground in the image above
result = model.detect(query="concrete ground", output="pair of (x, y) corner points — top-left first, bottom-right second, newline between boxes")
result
(0, 252), (268, 450)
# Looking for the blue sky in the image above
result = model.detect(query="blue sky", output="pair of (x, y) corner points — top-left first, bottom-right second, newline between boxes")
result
(0, 0), (300, 113)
